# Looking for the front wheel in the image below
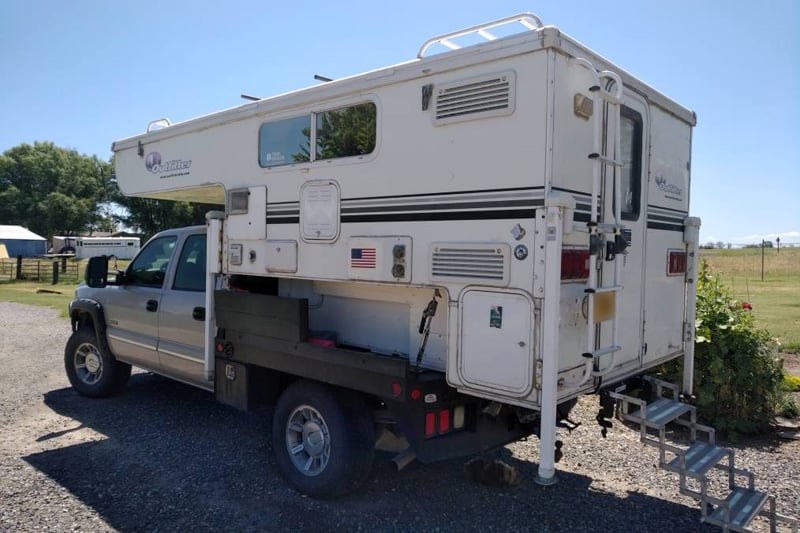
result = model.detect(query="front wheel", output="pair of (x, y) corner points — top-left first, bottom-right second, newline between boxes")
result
(64, 328), (131, 397)
(272, 381), (375, 498)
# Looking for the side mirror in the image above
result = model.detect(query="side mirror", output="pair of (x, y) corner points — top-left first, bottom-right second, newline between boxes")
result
(85, 256), (110, 288)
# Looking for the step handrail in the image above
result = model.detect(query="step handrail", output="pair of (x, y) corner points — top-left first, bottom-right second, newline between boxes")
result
(417, 13), (544, 58)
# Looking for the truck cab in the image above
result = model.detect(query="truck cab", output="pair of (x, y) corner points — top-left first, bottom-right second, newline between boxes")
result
(66, 226), (210, 396)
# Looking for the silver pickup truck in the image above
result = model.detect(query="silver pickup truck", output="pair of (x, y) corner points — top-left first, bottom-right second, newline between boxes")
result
(65, 226), (211, 397)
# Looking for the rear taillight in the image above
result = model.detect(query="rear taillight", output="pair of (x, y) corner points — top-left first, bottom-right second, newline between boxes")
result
(668, 250), (687, 275)
(425, 413), (436, 436)
(561, 249), (590, 280)
(439, 409), (451, 433)
(424, 408), (459, 437)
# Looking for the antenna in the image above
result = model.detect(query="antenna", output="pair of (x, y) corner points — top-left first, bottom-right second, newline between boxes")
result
(314, 74), (333, 82)
(240, 94), (260, 101)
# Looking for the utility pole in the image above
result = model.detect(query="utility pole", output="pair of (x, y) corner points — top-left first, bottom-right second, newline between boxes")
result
(761, 239), (765, 281)
(776, 236), (781, 254)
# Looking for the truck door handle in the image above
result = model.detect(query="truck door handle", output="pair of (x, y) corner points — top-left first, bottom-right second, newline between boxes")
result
(192, 306), (205, 321)
(146, 299), (158, 312)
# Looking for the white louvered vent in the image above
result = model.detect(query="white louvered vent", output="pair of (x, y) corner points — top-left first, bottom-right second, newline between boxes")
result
(434, 71), (516, 126)
(430, 243), (510, 286)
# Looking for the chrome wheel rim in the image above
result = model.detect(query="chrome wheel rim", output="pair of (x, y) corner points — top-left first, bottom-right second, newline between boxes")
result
(285, 405), (330, 476)
(74, 342), (103, 385)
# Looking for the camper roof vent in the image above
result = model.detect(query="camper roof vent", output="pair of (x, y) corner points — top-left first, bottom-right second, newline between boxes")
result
(430, 243), (510, 286)
(434, 71), (516, 126)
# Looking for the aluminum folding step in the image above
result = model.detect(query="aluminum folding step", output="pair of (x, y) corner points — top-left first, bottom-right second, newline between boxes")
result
(626, 397), (694, 428)
(665, 441), (730, 478)
(705, 488), (769, 532)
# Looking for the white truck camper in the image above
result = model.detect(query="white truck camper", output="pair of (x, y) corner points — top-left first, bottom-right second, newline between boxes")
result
(104, 13), (796, 531)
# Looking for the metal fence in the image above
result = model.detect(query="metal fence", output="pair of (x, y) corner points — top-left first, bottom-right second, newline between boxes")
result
(0, 257), (81, 283)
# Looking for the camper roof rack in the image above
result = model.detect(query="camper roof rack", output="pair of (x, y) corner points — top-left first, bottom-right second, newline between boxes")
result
(417, 13), (544, 59)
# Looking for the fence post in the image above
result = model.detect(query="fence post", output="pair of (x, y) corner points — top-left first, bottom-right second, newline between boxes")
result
(52, 261), (59, 285)
(61, 257), (67, 273)
(16, 255), (22, 280)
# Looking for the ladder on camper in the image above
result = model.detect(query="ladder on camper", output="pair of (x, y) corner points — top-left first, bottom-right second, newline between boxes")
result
(573, 58), (626, 378)
(610, 376), (799, 532)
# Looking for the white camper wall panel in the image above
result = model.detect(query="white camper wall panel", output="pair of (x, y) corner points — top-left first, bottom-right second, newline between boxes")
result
(641, 106), (691, 366)
(648, 107), (692, 212)
(642, 230), (687, 365)
(550, 53), (599, 200)
(116, 54), (549, 205)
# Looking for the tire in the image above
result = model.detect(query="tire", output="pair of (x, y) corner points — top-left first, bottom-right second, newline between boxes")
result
(272, 380), (375, 498)
(64, 328), (131, 398)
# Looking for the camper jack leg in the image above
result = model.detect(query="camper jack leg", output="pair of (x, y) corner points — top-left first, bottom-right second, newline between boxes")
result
(535, 195), (572, 485)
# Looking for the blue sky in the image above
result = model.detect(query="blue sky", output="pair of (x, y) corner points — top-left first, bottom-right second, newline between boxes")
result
(1, 0), (798, 245)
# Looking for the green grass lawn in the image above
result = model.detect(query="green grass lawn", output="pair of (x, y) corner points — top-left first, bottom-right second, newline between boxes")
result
(700, 247), (800, 352)
(0, 279), (77, 317)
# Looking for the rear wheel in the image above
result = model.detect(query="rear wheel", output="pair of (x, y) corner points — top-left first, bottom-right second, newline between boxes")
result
(65, 328), (131, 397)
(272, 380), (375, 498)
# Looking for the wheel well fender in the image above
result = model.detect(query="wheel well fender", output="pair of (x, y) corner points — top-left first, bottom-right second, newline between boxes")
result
(69, 298), (110, 351)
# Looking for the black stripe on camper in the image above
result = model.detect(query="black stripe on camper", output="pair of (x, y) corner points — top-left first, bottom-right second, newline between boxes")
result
(342, 208), (538, 223)
(648, 214), (685, 224)
(340, 198), (542, 215)
(647, 221), (684, 232)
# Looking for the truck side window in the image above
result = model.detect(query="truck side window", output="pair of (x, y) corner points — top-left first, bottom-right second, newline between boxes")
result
(126, 236), (177, 287)
(619, 106), (643, 221)
(173, 235), (206, 292)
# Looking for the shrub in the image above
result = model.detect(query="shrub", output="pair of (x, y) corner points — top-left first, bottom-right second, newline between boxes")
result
(661, 261), (785, 439)
(782, 375), (800, 393)
(778, 396), (799, 418)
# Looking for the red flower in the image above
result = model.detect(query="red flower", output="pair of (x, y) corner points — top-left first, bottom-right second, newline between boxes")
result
(742, 302), (752, 310)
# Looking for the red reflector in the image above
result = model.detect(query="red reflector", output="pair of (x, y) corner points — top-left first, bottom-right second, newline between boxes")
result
(391, 382), (402, 397)
(439, 409), (450, 433)
(561, 249), (590, 280)
(216, 342), (224, 353)
(410, 388), (422, 401)
(424, 412), (436, 436)
(668, 250), (687, 275)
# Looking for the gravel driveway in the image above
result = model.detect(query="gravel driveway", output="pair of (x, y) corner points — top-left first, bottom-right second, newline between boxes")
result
(0, 301), (797, 532)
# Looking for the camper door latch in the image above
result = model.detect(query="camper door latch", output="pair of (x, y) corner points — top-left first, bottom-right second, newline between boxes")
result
(605, 234), (629, 261)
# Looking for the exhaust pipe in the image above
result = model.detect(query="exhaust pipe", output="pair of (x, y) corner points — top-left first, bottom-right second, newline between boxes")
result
(392, 449), (416, 471)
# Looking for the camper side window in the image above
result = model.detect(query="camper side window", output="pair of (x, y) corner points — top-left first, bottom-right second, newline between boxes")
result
(619, 107), (643, 221)
(259, 115), (311, 168)
(315, 103), (377, 160)
(258, 103), (377, 168)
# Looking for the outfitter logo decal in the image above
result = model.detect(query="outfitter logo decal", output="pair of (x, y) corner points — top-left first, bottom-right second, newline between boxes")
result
(145, 151), (192, 178)
(655, 174), (683, 202)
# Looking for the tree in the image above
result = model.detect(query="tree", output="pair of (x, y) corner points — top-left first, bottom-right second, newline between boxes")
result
(112, 196), (218, 240)
(0, 142), (110, 238)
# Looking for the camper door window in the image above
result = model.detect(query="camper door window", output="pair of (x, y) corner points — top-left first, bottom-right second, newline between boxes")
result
(619, 106), (643, 221)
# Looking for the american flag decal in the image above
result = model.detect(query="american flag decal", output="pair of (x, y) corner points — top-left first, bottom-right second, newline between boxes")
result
(350, 247), (377, 269)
